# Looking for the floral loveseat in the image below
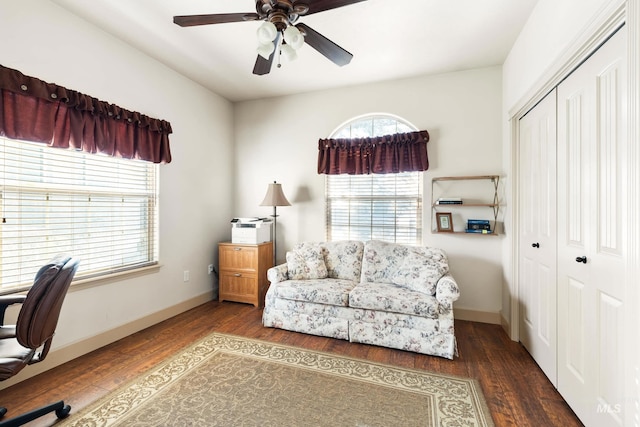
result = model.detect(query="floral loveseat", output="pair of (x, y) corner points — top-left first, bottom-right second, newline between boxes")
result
(262, 240), (460, 359)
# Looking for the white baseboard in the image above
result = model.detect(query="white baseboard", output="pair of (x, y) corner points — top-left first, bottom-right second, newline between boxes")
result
(0, 292), (213, 390)
(500, 312), (512, 338)
(454, 308), (501, 325)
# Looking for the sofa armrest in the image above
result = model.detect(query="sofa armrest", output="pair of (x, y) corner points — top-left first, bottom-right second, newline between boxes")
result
(435, 273), (460, 307)
(267, 263), (289, 284)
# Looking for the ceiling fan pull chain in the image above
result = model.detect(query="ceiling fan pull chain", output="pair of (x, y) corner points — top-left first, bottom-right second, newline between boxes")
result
(277, 31), (283, 69)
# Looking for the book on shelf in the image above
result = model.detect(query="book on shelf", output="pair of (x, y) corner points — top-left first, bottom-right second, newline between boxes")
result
(465, 228), (493, 234)
(437, 197), (463, 205)
(466, 219), (493, 234)
(467, 219), (491, 230)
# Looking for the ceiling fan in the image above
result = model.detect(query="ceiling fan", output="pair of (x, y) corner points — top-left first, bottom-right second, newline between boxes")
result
(173, 0), (368, 75)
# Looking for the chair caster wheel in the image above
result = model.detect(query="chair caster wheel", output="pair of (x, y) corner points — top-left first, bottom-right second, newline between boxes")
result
(55, 404), (71, 419)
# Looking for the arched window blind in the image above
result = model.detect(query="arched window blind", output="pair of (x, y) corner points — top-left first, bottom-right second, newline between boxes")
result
(324, 115), (424, 244)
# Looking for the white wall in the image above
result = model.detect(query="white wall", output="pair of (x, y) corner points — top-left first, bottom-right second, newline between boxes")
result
(234, 67), (505, 317)
(0, 0), (234, 381)
(501, 0), (616, 326)
(503, 0), (616, 109)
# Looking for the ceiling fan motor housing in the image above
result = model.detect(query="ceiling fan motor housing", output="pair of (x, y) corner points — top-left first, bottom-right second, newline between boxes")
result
(256, 0), (309, 29)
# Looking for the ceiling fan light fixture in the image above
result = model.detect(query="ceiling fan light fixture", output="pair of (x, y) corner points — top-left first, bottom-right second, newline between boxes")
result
(257, 21), (278, 43)
(283, 25), (304, 50)
(281, 44), (298, 61)
(257, 41), (276, 59)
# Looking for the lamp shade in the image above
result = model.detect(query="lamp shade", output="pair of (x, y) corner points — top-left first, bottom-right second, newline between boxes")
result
(280, 44), (298, 62)
(260, 182), (291, 207)
(283, 25), (304, 50)
(257, 21), (278, 44)
(257, 42), (275, 60)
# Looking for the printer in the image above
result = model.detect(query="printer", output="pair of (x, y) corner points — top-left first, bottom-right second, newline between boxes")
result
(231, 217), (272, 244)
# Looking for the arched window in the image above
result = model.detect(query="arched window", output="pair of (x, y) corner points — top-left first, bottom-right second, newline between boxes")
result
(325, 114), (423, 244)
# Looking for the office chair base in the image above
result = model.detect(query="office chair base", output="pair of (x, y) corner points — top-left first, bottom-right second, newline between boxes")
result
(0, 400), (70, 427)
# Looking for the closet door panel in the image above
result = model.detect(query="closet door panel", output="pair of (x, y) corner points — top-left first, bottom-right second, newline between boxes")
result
(518, 89), (557, 385)
(592, 49), (626, 426)
(557, 26), (626, 427)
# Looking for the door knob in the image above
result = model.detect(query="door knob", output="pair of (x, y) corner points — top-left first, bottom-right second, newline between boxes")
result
(575, 256), (587, 264)
(532, 243), (540, 248)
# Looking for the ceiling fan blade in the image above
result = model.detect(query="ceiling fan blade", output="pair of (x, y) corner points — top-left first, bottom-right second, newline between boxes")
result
(253, 55), (273, 76)
(253, 34), (282, 76)
(303, 0), (368, 16)
(296, 23), (353, 67)
(173, 13), (260, 27)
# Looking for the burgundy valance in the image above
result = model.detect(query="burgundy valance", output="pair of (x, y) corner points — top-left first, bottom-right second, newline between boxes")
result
(0, 64), (172, 163)
(317, 130), (429, 175)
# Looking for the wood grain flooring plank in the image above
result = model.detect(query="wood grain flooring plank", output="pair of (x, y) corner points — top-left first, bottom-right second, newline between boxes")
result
(0, 301), (584, 427)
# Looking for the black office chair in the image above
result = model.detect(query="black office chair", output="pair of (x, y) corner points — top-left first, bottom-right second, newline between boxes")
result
(0, 255), (80, 427)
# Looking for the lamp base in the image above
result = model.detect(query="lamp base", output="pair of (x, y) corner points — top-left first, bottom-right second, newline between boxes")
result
(271, 207), (278, 266)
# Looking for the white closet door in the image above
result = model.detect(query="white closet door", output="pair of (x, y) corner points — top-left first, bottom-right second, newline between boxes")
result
(557, 26), (627, 426)
(518, 89), (558, 385)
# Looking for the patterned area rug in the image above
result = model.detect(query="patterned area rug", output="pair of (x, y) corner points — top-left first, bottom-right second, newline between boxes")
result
(60, 333), (494, 426)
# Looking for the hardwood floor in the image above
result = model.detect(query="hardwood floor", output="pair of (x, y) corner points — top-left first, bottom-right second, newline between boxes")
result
(0, 301), (583, 426)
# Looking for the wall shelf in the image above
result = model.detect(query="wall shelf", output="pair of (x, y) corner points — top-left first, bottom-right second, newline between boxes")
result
(431, 175), (500, 235)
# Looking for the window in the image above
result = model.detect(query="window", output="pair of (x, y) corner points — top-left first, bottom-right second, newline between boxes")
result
(325, 115), (423, 244)
(0, 137), (159, 292)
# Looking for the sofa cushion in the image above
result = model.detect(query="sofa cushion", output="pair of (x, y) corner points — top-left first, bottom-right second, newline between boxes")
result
(270, 298), (358, 321)
(287, 242), (328, 280)
(321, 240), (364, 282)
(391, 250), (449, 295)
(271, 278), (356, 307)
(349, 282), (441, 318)
(360, 240), (409, 284)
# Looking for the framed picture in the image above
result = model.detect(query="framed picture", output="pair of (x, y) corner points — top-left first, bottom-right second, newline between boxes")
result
(436, 212), (453, 232)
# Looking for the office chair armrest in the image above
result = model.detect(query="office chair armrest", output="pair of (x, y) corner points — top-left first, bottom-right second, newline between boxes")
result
(0, 294), (26, 325)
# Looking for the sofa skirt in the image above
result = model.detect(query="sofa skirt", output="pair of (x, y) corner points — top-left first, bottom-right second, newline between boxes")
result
(262, 297), (458, 359)
(349, 320), (457, 359)
(262, 305), (349, 340)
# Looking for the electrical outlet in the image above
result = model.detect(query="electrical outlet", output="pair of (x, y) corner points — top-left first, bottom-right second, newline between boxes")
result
(208, 264), (214, 275)
(183, 270), (190, 282)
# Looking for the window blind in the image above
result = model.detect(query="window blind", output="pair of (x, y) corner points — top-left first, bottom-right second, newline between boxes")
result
(324, 114), (423, 244)
(326, 172), (422, 244)
(0, 137), (158, 292)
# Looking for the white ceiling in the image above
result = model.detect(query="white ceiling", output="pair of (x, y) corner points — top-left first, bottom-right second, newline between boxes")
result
(52, 0), (539, 102)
